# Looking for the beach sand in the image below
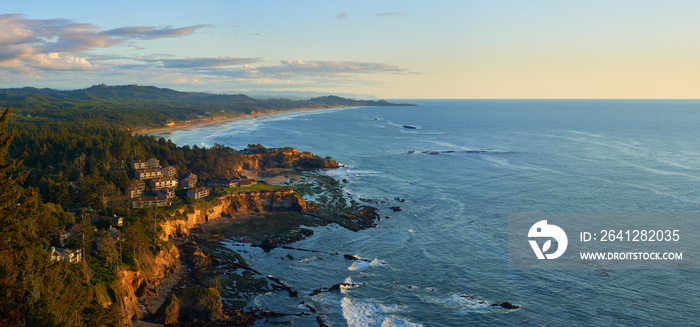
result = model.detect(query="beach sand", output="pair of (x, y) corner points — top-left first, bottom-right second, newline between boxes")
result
(135, 105), (360, 137)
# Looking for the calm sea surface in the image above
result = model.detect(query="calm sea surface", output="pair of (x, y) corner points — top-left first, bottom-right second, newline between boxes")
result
(160, 100), (700, 326)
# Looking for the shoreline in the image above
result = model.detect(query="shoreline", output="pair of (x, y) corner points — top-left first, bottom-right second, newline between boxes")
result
(134, 105), (363, 137)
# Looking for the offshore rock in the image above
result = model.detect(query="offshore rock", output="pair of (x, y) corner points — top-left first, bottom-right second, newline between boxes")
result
(491, 302), (520, 310)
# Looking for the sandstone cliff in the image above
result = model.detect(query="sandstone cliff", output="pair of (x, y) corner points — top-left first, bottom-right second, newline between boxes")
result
(160, 189), (306, 241)
(116, 245), (180, 324)
(118, 188), (306, 325)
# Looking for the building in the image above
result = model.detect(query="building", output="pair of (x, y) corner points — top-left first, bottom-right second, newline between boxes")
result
(124, 186), (144, 198)
(187, 187), (210, 200)
(148, 158), (160, 168)
(209, 178), (238, 188)
(131, 159), (148, 170)
(181, 173), (197, 189)
(162, 166), (177, 177)
(134, 168), (165, 180)
(102, 196), (127, 208)
(111, 215), (123, 227)
(238, 178), (256, 187)
(149, 177), (178, 189)
(131, 196), (169, 209)
(157, 187), (175, 199)
(50, 247), (82, 264)
(51, 228), (70, 246)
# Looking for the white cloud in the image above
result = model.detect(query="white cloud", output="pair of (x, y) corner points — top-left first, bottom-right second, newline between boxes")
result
(0, 14), (205, 73)
(25, 53), (94, 71)
(156, 56), (261, 69)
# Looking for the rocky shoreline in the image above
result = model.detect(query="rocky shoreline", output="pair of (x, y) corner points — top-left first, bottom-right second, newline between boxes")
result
(128, 167), (388, 326)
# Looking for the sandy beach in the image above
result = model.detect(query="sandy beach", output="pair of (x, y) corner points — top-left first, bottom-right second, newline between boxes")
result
(134, 105), (361, 137)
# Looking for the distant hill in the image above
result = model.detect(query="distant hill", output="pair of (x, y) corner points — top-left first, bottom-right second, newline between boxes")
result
(0, 84), (414, 129)
(236, 90), (379, 100)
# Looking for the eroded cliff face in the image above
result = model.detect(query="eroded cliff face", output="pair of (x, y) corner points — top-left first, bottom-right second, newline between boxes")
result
(161, 189), (306, 241)
(117, 245), (180, 324)
(119, 189), (305, 325)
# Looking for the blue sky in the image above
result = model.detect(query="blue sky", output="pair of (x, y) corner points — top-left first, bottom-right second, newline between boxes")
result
(2, 1), (699, 98)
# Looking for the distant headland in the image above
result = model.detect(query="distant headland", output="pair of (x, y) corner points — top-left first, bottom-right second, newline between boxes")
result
(0, 84), (416, 133)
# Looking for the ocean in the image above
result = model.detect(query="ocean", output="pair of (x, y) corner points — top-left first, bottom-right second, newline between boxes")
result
(159, 100), (700, 326)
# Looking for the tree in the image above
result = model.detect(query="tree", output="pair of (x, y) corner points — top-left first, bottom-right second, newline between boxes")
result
(0, 107), (93, 326)
(97, 231), (118, 271)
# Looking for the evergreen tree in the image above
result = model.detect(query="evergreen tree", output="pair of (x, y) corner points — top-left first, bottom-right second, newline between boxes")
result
(0, 107), (91, 326)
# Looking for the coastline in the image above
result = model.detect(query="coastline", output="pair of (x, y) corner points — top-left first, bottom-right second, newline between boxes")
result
(134, 105), (363, 137)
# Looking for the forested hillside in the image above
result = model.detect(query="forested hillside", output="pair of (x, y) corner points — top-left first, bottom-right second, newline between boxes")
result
(0, 84), (412, 129)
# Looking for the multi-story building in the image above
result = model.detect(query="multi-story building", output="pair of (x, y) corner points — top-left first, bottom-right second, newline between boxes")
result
(186, 187), (210, 200)
(50, 247), (82, 264)
(134, 168), (165, 180)
(181, 173), (197, 189)
(130, 159), (148, 170)
(149, 177), (178, 189)
(131, 196), (169, 209)
(157, 187), (175, 199)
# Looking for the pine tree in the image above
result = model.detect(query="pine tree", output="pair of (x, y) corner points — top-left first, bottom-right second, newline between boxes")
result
(0, 107), (91, 326)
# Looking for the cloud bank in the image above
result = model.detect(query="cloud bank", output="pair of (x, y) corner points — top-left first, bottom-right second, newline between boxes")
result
(0, 13), (206, 73)
(0, 14), (409, 91)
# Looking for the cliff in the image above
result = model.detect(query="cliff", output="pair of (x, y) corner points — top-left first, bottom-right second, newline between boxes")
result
(157, 288), (227, 325)
(161, 188), (306, 241)
(117, 189), (306, 325)
(116, 245), (181, 324)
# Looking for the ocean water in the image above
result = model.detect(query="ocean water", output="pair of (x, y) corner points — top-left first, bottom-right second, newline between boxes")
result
(161, 100), (700, 326)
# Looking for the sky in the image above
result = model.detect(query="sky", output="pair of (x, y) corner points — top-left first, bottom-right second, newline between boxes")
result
(1, 1), (700, 99)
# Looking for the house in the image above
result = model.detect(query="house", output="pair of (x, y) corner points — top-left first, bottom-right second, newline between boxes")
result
(181, 173), (197, 189)
(157, 187), (175, 199)
(208, 178), (238, 188)
(134, 168), (165, 180)
(148, 158), (160, 168)
(124, 186), (144, 198)
(102, 196), (127, 208)
(162, 166), (177, 177)
(149, 177), (178, 189)
(186, 187), (210, 200)
(130, 159), (148, 170)
(50, 247), (82, 264)
(111, 215), (123, 227)
(237, 178), (256, 187)
(131, 196), (169, 209)
(51, 228), (71, 246)
(108, 227), (122, 241)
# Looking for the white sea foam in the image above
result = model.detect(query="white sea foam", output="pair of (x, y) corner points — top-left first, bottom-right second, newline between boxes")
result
(348, 260), (370, 271)
(370, 258), (386, 267)
(341, 297), (422, 327)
